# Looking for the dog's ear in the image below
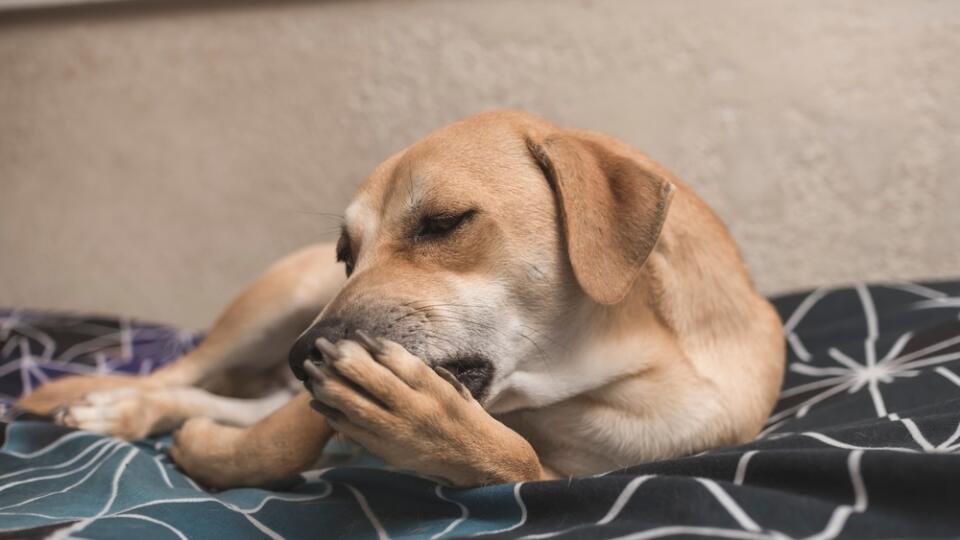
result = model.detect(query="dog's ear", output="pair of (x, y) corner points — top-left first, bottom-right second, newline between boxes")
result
(526, 132), (675, 305)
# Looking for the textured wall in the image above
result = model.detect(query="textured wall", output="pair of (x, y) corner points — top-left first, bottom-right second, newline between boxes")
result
(1, 0), (959, 329)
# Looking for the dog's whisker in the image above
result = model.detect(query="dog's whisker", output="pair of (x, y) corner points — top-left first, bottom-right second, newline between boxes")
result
(401, 300), (489, 312)
(317, 226), (347, 236)
(393, 300), (566, 402)
(294, 211), (345, 220)
(420, 317), (566, 402)
(411, 305), (573, 408)
(425, 314), (553, 366)
(416, 329), (466, 359)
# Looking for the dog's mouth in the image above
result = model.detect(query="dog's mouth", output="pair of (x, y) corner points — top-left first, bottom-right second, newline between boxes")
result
(437, 355), (494, 402)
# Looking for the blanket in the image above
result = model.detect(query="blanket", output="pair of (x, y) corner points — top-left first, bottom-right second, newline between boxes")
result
(1, 281), (959, 539)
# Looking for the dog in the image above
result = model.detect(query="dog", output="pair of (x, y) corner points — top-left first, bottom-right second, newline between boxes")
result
(17, 110), (785, 488)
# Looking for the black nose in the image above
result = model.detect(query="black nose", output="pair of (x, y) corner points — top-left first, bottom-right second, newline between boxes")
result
(287, 318), (352, 381)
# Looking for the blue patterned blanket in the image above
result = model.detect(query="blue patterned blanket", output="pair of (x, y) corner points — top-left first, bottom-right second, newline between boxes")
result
(2, 281), (960, 539)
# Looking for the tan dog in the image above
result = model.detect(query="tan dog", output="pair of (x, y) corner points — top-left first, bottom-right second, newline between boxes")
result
(18, 110), (785, 488)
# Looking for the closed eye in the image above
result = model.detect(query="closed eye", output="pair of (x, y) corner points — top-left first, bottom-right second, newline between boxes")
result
(336, 232), (355, 277)
(415, 209), (477, 241)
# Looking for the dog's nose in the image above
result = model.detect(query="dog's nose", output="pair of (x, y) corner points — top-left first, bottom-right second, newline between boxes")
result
(287, 318), (351, 381)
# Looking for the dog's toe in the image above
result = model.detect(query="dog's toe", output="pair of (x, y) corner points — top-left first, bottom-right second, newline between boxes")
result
(52, 390), (153, 440)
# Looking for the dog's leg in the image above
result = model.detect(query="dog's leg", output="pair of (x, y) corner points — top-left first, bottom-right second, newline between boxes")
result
(18, 243), (344, 424)
(169, 391), (334, 489)
(147, 243), (345, 390)
(55, 385), (294, 441)
(303, 335), (546, 486)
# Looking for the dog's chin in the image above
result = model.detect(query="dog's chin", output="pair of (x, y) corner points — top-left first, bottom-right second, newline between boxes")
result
(437, 355), (494, 402)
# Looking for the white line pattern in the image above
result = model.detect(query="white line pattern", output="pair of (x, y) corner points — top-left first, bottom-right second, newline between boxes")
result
(432, 485), (469, 539)
(1, 281), (959, 539)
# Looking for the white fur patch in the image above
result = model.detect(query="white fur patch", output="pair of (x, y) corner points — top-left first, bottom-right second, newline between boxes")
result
(344, 200), (378, 250)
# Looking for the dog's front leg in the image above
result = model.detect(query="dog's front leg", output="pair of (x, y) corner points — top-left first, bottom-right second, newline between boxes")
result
(302, 333), (546, 487)
(170, 392), (333, 489)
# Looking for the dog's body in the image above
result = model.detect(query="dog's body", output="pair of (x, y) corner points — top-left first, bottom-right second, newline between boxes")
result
(18, 111), (784, 488)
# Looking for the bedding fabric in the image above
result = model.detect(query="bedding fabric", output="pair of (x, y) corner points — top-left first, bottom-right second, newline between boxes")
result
(1, 281), (959, 539)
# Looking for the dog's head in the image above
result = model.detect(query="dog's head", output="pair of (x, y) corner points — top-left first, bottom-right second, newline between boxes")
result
(289, 111), (674, 411)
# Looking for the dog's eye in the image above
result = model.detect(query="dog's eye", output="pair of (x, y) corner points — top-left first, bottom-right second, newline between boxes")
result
(336, 234), (354, 277)
(416, 210), (476, 241)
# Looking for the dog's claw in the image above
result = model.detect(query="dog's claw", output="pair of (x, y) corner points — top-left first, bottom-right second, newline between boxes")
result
(434, 366), (470, 399)
(354, 330), (385, 356)
(309, 399), (344, 421)
(52, 405), (72, 426)
(302, 360), (325, 383)
(314, 338), (342, 361)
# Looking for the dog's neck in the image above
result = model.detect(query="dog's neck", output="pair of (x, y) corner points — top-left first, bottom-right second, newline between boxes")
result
(483, 186), (754, 416)
(484, 259), (673, 415)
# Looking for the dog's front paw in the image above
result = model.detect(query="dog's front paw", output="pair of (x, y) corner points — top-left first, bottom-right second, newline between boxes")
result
(303, 332), (543, 486)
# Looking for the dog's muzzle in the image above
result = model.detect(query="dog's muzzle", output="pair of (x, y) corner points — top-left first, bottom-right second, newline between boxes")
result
(288, 319), (495, 401)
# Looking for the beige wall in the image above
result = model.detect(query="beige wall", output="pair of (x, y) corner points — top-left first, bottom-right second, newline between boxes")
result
(1, 0), (959, 329)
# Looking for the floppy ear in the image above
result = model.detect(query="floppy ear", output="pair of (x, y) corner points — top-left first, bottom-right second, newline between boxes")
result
(526, 133), (675, 305)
